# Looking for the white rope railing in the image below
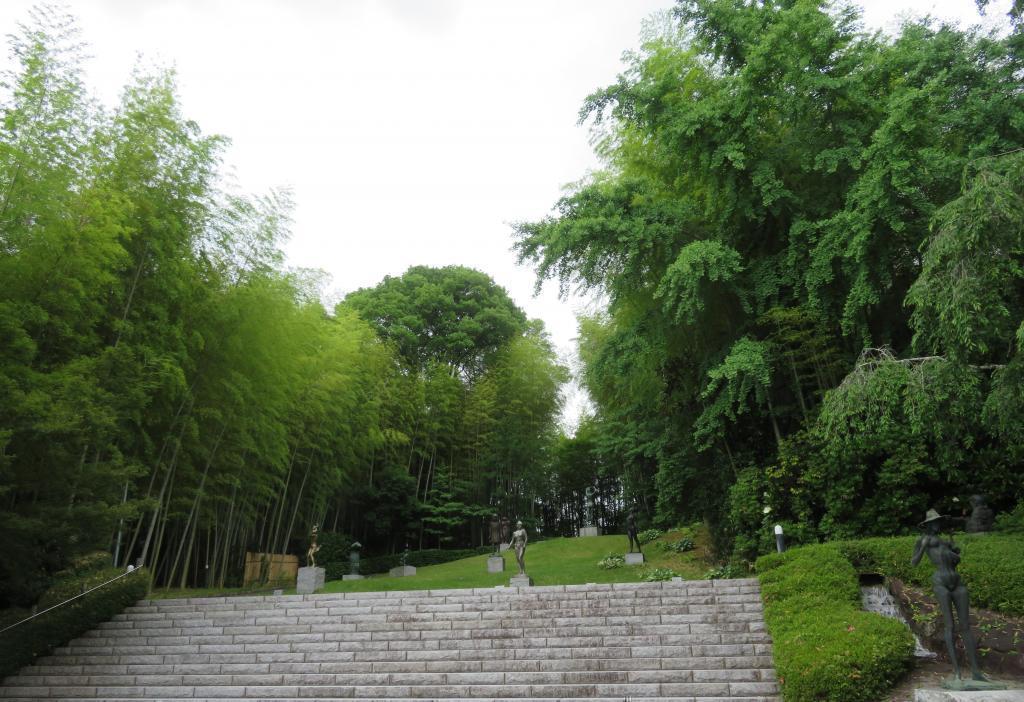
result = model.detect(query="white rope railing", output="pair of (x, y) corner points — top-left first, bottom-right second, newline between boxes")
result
(0, 565), (140, 635)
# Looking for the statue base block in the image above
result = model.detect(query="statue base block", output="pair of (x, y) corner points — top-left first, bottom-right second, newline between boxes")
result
(342, 574), (364, 581)
(510, 574), (533, 587)
(389, 565), (417, 577)
(487, 556), (505, 573)
(940, 677), (1010, 691)
(915, 688), (1021, 702)
(296, 566), (325, 594)
(624, 552), (645, 565)
(578, 526), (602, 537)
(499, 543), (510, 552)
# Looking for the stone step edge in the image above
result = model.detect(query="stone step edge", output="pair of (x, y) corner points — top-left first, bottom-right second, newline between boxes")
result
(140, 580), (761, 606)
(2, 700), (782, 702)
(128, 597), (764, 613)
(4, 667), (777, 681)
(0, 681), (781, 696)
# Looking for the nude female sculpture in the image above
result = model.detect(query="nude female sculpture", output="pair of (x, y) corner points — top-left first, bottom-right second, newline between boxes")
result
(911, 509), (983, 681)
(626, 509), (642, 554)
(510, 520), (528, 575)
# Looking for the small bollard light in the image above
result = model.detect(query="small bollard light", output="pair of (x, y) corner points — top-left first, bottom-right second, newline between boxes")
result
(774, 524), (785, 553)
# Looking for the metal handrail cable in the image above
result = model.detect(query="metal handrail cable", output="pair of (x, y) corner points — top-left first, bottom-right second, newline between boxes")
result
(0, 565), (140, 635)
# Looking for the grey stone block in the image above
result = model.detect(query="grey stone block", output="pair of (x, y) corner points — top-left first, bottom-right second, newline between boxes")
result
(914, 691), (1024, 702)
(487, 556), (505, 573)
(388, 565), (417, 577)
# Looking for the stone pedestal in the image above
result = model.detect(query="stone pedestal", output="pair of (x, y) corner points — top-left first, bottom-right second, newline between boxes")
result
(625, 552), (645, 565)
(914, 690), (1022, 701)
(342, 574), (364, 581)
(578, 526), (601, 537)
(487, 556), (505, 573)
(389, 565), (417, 577)
(296, 566), (325, 594)
(510, 574), (533, 587)
(499, 543), (510, 552)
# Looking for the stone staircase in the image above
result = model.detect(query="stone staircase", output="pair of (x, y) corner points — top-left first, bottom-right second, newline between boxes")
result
(1, 578), (779, 701)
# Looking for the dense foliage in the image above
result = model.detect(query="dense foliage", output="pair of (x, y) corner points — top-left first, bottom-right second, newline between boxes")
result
(756, 543), (914, 702)
(0, 562), (149, 679)
(0, 8), (567, 606)
(515, 0), (1024, 558)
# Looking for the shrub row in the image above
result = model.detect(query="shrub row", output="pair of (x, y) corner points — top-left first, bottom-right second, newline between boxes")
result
(756, 533), (1024, 701)
(324, 546), (493, 580)
(756, 545), (914, 702)
(0, 567), (149, 679)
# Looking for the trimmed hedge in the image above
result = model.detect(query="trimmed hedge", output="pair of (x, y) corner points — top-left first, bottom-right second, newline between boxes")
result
(324, 546), (493, 580)
(756, 533), (1024, 701)
(757, 545), (914, 702)
(0, 566), (149, 679)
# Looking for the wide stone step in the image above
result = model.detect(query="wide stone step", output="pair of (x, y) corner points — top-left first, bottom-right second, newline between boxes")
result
(16, 654), (776, 676)
(118, 581), (762, 610)
(0, 679), (780, 698)
(50, 631), (771, 655)
(17, 646), (774, 675)
(109, 602), (765, 624)
(1, 699), (783, 702)
(3, 666), (775, 685)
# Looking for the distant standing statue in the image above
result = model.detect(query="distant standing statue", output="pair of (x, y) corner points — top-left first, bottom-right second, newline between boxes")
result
(500, 516), (511, 546)
(489, 515), (501, 554)
(306, 525), (321, 568)
(400, 542), (410, 567)
(584, 486), (597, 527)
(912, 510), (987, 684)
(965, 495), (994, 534)
(626, 509), (642, 554)
(511, 520), (528, 575)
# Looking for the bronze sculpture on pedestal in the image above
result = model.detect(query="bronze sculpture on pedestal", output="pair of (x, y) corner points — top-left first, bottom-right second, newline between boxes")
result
(626, 509), (642, 554)
(306, 525), (321, 568)
(911, 509), (1002, 689)
(489, 515), (501, 555)
(511, 520), (528, 575)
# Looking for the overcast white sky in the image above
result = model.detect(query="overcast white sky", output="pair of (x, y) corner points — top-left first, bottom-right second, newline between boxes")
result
(0, 0), (1006, 430)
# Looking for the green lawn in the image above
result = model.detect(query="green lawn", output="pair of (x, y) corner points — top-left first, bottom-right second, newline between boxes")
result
(146, 528), (716, 599)
(319, 530), (713, 594)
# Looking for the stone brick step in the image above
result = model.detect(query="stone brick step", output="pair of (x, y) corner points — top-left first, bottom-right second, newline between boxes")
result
(93, 613), (763, 636)
(40, 643), (773, 668)
(29, 650), (770, 675)
(54, 631), (771, 655)
(0, 679), (780, 698)
(18, 654), (775, 676)
(2, 667), (775, 687)
(120, 582), (762, 611)
(112, 601), (764, 623)
(124, 590), (764, 608)
(85, 622), (765, 642)
(100, 612), (764, 632)
(119, 597), (763, 617)
(117, 597), (765, 617)
(4, 699), (779, 702)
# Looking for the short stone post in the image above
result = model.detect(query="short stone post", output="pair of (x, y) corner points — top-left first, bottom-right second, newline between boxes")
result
(774, 524), (785, 553)
(343, 541), (364, 581)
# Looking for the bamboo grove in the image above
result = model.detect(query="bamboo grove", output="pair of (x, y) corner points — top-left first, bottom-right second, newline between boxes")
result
(0, 8), (570, 606)
(515, 0), (1024, 559)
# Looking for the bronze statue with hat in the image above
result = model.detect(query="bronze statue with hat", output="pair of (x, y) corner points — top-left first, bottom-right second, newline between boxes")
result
(911, 509), (1005, 690)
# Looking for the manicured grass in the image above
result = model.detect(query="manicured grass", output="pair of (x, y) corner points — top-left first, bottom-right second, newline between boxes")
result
(319, 530), (713, 594)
